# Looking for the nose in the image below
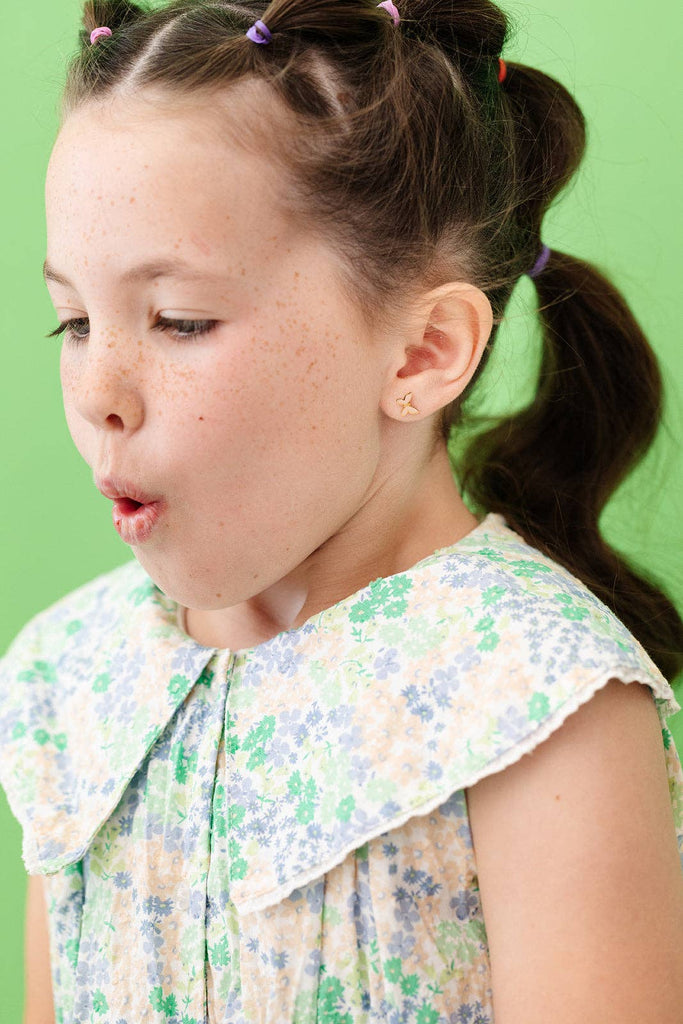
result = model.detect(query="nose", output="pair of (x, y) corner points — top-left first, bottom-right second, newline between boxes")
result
(61, 328), (145, 434)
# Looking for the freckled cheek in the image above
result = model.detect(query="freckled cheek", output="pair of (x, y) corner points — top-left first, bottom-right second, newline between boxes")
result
(59, 348), (75, 393)
(60, 386), (90, 462)
(59, 356), (80, 431)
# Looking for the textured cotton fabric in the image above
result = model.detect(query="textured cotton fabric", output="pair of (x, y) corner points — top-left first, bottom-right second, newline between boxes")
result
(1, 511), (682, 1023)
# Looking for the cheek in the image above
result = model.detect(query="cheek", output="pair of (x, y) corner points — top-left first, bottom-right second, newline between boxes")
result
(59, 350), (83, 445)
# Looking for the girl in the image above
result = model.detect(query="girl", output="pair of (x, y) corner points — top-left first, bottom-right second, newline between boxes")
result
(2, 0), (683, 1021)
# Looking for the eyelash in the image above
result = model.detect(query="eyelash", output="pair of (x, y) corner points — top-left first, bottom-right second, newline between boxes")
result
(45, 316), (219, 343)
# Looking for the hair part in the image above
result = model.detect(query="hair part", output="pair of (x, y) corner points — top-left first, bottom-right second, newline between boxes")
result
(59, 0), (683, 683)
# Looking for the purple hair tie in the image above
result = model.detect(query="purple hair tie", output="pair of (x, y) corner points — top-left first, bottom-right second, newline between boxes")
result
(246, 19), (273, 44)
(90, 26), (113, 45)
(376, 0), (401, 25)
(528, 243), (551, 279)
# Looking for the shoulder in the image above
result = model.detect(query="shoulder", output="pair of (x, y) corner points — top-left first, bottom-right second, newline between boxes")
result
(466, 676), (683, 1021)
(414, 513), (681, 719)
(408, 512), (641, 656)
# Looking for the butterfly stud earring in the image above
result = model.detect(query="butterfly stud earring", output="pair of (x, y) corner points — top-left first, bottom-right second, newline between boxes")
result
(396, 392), (420, 416)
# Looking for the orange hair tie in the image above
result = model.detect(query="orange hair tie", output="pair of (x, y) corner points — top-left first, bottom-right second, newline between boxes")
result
(498, 57), (507, 83)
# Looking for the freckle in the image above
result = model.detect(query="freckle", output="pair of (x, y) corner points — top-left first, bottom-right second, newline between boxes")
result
(218, 521), (224, 528)
(215, 593), (222, 598)
(555, 794), (560, 801)
(129, 197), (136, 204)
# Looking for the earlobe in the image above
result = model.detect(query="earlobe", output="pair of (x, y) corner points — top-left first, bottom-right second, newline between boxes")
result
(395, 392), (420, 416)
(381, 282), (493, 422)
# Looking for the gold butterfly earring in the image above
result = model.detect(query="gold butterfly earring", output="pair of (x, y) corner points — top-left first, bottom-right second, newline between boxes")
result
(396, 392), (420, 416)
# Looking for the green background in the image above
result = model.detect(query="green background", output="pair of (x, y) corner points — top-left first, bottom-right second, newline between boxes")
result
(1, 0), (681, 1017)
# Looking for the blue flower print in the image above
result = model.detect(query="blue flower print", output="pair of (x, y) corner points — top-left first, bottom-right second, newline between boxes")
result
(450, 889), (480, 921)
(338, 724), (364, 751)
(305, 882), (325, 914)
(139, 918), (164, 954)
(496, 704), (530, 745)
(392, 887), (420, 931)
(169, 644), (200, 674)
(188, 889), (205, 920)
(305, 949), (322, 977)
(375, 647), (400, 680)
(387, 930), (416, 958)
(114, 698), (137, 727)
(424, 760), (443, 782)
(349, 753), (373, 784)
(270, 949), (289, 969)
(241, 660), (264, 689)
(329, 704), (354, 730)
(449, 1002), (492, 1023)
(143, 895), (174, 918)
(267, 736), (292, 768)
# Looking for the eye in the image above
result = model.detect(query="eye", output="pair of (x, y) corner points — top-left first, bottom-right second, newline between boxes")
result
(46, 317), (89, 341)
(154, 316), (220, 341)
(45, 316), (220, 343)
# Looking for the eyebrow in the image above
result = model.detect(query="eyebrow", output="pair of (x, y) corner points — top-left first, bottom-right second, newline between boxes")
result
(42, 257), (217, 287)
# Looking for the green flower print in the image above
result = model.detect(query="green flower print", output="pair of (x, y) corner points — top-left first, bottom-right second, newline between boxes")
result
(348, 576), (413, 623)
(510, 559), (553, 578)
(554, 593), (589, 621)
(167, 674), (191, 700)
(317, 976), (352, 1024)
(416, 1003), (440, 1024)
(150, 986), (177, 1017)
(92, 990), (109, 1014)
(481, 584), (507, 607)
(18, 660), (57, 685)
(171, 740), (198, 784)
(92, 672), (111, 693)
(528, 691), (550, 722)
(384, 957), (403, 983)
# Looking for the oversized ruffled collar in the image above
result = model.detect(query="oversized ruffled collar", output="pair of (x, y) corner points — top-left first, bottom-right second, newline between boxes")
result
(1, 510), (678, 908)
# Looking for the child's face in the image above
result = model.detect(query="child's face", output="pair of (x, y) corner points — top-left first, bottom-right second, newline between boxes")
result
(44, 97), (390, 611)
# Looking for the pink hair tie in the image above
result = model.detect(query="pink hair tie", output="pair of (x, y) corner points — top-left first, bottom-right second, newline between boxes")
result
(376, 1), (400, 26)
(90, 26), (113, 45)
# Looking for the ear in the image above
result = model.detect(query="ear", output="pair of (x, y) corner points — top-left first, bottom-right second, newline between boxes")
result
(380, 282), (493, 422)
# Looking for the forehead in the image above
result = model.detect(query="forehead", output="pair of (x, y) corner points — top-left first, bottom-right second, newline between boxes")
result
(45, 97), (296, 280)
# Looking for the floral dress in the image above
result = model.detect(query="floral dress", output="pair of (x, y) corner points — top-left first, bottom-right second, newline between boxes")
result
(1, 511), (682, 1024)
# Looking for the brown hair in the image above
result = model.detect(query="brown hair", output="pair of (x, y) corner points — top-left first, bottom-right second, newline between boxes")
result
(58, 0), (682, 684)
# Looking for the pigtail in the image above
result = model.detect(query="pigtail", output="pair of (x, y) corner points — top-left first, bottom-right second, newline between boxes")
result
(80, 0), (151, 45)
(453, 62), (683, 684)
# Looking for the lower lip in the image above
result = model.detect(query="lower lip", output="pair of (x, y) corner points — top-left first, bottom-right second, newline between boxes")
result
(112, 498), (163, 545)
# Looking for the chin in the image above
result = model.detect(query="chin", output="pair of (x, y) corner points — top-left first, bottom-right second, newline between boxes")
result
(131, 549), (241, 612)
